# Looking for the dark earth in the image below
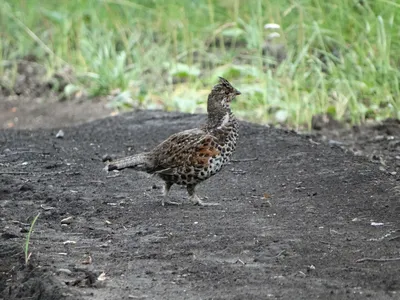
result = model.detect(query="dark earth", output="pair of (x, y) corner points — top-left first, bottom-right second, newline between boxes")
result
(1, 63), (400, 299)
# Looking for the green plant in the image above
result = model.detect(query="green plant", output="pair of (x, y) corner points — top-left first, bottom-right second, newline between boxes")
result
(24, 212), (41, 265)
(1, 0), (399, 127)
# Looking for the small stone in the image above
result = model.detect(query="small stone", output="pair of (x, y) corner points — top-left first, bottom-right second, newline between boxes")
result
(307, 265), (316, 272)
(373, 135), (385, 142)
(56, 130), (64, 138)
(97, 272), (107, 281)
(63, 240), (76, 245)
(19, 183), (33, 191)
(40, 204), (55, 211)
(102, 154), (112, 162)
(60, 216), (73, 224)
(57, 268), (72, 275)
(371, 222), (384, 226)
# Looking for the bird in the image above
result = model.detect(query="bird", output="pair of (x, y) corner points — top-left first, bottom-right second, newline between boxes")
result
(105, 77), (241, 206)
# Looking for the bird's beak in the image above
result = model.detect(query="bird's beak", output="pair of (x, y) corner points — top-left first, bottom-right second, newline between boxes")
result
(235, 90), (241, 96)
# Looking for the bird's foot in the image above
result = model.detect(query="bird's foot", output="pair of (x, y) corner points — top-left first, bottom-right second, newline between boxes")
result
(190, 195), (220, 206)
(162, 199), (182, 206)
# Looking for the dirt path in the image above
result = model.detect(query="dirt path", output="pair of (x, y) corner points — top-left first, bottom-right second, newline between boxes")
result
(1, 110), (399, 299)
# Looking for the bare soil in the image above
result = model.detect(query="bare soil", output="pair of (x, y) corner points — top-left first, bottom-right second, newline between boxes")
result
(1, 107), (399, 299)
(1, 62), (400, 299)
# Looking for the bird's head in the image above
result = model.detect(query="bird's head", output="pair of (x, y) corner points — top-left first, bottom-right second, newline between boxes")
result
(207, 77), (241, 112)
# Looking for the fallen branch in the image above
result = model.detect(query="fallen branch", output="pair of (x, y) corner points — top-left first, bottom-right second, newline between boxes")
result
(356, 257), (400, 263)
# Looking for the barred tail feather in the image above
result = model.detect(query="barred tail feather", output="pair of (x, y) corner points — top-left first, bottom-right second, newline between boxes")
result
(105, 153), (150, 171)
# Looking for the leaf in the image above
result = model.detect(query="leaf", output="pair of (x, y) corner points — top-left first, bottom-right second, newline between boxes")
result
(326, 105), (336, 117)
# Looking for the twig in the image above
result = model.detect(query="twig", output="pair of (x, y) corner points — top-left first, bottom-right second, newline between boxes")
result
(231, 157), (258, 163)
(356, 257), (400, 263)
(231, 170), (247, 175)
(309, 139), (320, 145)
(274, 250), (286, 258)
(90, 180), (105, 184)
(0, 172), (30, 175)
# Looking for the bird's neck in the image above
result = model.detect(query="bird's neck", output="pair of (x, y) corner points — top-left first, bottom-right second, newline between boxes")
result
(206, 109), (237, 133)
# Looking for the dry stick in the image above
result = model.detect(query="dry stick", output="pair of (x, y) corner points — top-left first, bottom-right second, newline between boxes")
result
(273, 250), (286, 258)
(388, 235), (400, 241)
(356, 257), (400, 263)
(231, 157), (258, 163)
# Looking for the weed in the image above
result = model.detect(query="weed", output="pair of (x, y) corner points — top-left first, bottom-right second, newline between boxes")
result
(24, 212), (40, 266)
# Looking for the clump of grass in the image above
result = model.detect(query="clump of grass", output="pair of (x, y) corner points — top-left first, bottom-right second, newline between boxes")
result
(1, 0), (399, 127)
(24, 212), (40, 266)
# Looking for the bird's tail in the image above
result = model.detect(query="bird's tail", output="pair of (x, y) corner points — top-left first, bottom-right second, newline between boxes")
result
(105, 152), (152, 172)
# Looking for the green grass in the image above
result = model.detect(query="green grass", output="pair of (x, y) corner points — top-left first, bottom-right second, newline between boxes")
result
(1, 0), (400, 128)
(24, 212), (40, 265)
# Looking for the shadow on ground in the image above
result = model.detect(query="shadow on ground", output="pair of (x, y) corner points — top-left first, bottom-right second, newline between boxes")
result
(0, 110), (399, 300)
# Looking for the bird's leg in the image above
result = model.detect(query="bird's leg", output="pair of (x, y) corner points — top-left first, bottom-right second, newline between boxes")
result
(187, 184), (220, 206)
(161, 182), (181, 206)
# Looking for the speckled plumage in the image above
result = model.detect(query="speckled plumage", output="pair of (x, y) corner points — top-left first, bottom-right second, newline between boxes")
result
(106, 77), (240, 206)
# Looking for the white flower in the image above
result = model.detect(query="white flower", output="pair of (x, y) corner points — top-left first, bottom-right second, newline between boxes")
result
(267, 32), (281, 39)
(264, 23), (280, 30)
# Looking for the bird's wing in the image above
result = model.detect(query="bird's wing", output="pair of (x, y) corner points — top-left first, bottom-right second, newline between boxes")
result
(152, 129), (220, 174)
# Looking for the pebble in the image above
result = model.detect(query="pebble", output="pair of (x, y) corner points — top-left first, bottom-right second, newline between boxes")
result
(19, 182), (33, 191)
(373, 135), (385, 142)
(102, 154), (112, 162)
(388, 140), (400, 150)
(56, 130), (64, 138)
(60, 216), (73, 224)
(57, 268), (72, 275)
